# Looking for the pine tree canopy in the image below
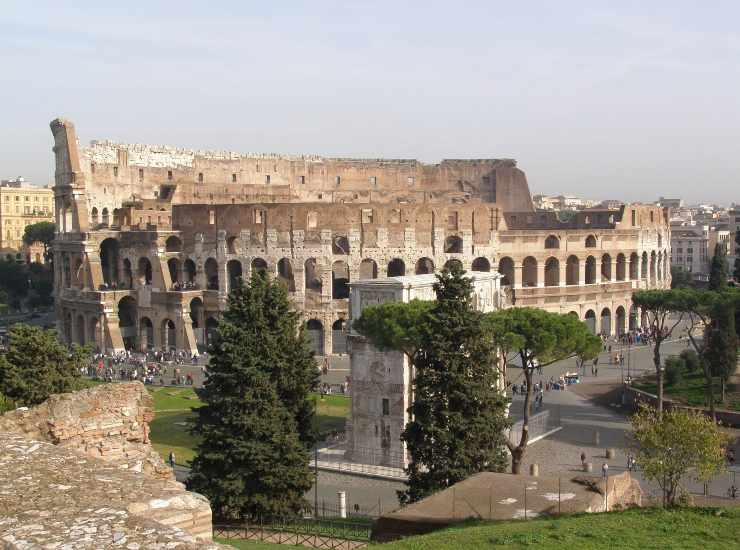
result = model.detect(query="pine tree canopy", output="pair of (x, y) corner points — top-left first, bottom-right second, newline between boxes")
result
(188, 271), (317, 520)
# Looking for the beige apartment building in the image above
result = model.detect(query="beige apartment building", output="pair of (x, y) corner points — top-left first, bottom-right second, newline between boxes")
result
(0, 178), (54, 261)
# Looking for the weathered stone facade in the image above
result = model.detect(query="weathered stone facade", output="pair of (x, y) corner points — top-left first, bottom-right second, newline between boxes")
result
(50, 118), (670, 355)
(0, 382), (220, 546)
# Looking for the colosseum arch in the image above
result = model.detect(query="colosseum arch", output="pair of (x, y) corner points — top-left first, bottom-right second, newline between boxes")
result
(641, 252), (648, 279)
(90, 207), (99, 227)
(616, 253), (626, 281)
(444, 235), (463, 254)
(101, 207), (109, 226)
(585, 256), (597, 284)
(471, 257), (491, 272)
(600, 308), (612, 336)
(165, 236), (182, 253)
(544, 235), (560, 249)
(649, 251), (656, 281)
(522, 256), (537, 287)
(332, 260), (350, 299)
(137, 257), (153, 286)
(359, 258), (378, 279)
(251, 257), (268, 276)
(615, 306), (626, 337)
(601, 254), (612, 281)
(204, 258), (219, 290)
(444, 259), (463, 271)
(388, 258), (405, 277)
(139, 317), (154, 350)
(585, 235), (597, 248)
(332, 319), (347, 354)
(584, 309), (596, 334)
(277, 258), (296, 291)
(167, 258), (180, 285)
(332, 235), (350, 255)
(226, 235), (240, 255)
(305, 258), (322, 296)
(544, 257), (559, 286)
(118, 296), (137, 350)
(629, 253), (639, 280)
(566, 255), (579, 285)
(227, 259), (242, 291)
(415, 257), (434, 275)
(306, 319), (324, 355)
(99, 238), (120, 286)
(161, 319), (176, 350)
(183, 259), (196, 284)
(498, 257), (514, 286)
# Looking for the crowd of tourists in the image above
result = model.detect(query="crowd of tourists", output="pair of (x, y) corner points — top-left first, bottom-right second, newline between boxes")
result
(83, 350), (206, 386)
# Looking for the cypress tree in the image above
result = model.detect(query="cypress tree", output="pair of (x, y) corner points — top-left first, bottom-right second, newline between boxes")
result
(708, 243), (728, 291)
(734, 230), (740, 283)
(188, 272), (314, 519)
(400, 265), (509, 504)
(705, 297), (738, 403)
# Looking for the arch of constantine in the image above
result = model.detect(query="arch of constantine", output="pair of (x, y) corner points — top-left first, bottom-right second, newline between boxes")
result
(50, 118), (670, 355)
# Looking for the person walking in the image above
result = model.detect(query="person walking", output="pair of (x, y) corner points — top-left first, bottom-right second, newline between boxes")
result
(168, 451), (176, 469)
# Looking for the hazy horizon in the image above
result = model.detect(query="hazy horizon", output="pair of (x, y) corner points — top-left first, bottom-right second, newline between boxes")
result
(2, 1), (739, 205)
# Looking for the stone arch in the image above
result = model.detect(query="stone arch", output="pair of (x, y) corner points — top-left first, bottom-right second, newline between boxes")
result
(332, 260), (349, 299)
(566, 255), (579, 285)
(585, 235), (597, 248)
(165, 236), (182, 253)
(415, 257), (435, 275)
(226, 235), (240, 255)
(498, 257), (514, 286)
(601, 253), (612, 281)
(522, 256), (537, 287)
(359, 258), (378, 279)
(444, 258), (463, 271)
(629, 253), (639, 280)
(205, 257), (219, 290)
(584, 309), (596, 334)
(227, 259), (242, 291)
(387, 258), (405, 277)
(306, 319), (324, 355)
(544, 234), (560, 249)
(122, 258), (133, 289)
(91, 207), (99, 227)
(101, 207), (109, 226)
(139, 317), (154, 350)
(544, 257), (559, 287)
(471, 257), (491, 272)
(649, 251), (656, 281)
(444, 235), (463, 254)
(305, 258), (322, 296)
(332, 235), (350, 255)
(332, 319), (347, 354)
(277, 258), (295, 291)
(616, 253), (626, 281)
(251, 257), (268, 276)
(615, 306), (626, 337)
(183, 259), (196, 284)
(641, 252), (648, 279)
(167, 258), (180, 285)
(600, 307), (612, 336)
(189, 297), (205, 349)
(585, 256), (597, 284)
(99, 238), (120, 286)
(161, 318), (176, 351)
(137, 257), (153, 286)
(75, 314), (86, 345)
(118, 296), (137, 350)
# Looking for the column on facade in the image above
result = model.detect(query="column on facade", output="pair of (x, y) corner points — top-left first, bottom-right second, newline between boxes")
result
(611, 258), (618, 282)
(536, 260), (545, 288)
(513, 264), (522, 288)
(558, 259), (567, 287)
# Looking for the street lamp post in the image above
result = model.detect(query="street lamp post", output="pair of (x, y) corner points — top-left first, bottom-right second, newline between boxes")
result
(602, 463), (609, 512)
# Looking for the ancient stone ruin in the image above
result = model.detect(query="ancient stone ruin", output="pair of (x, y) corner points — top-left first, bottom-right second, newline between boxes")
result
(0, 382), (223, 548)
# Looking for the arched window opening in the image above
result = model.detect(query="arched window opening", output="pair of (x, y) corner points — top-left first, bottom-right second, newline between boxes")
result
(415, 257), (434, 275)
(544, 257), (559, 287)
(584, 310), (596, 334)
(204, 258), (219, 290)
(359, 258), (378, 279)
(306, 319), (324, 355)
(332, 261), (349, 299)
(332, 235), (350, 255)
(332, 319), (347, 355)
(498, 257), (514, 286)
(471, 257), (490, 272)
(522, 256), (537, 287)
(165, 236), (182, 253)
(387, 258), (405, 277)
(585, 256), (596, 284)
(277, 258), (295, 291)
(544, 235), (559, 249)
(601, 254), (612, 282)
(227, 259), (242, 292)
(585, 235), (597, 248)
(444, 235), (463, 254)
(616, 253), (626, 281)
(566, 255), (579, 285)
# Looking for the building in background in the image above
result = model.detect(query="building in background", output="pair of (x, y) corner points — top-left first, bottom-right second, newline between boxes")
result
(0, 177), (54, 261)
(670, 222), (730, 284)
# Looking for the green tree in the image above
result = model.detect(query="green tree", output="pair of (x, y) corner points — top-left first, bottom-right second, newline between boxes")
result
(705, 296), (738, 405)
(0, 259), (30, 310)
(188, 273), (314, 519)
(670, 266), (693, 289)
(485, 308), (601, 474)
(628, 405), (729, 506)
(734, 230), (740, 282)
(708, 243), (728, 291)
(399, 267), (509, 503)
(0, 324), (87, 406)
(632, 290), (685, 419)
(23, 221), (56, 261)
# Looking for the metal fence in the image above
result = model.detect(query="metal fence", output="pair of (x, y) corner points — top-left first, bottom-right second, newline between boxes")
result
(214, 517), (371, 550)
(507, 408), (561, 447)
(316, 444), (407, 479)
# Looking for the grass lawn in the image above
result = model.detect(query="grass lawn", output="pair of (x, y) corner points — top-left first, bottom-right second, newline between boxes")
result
(215, 540), (301, 550)
(634, 370), (740, 412)
(148, 387), (350, 465)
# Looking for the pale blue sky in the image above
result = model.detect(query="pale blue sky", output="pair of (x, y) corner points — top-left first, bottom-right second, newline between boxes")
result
(2, 1), (739, 204)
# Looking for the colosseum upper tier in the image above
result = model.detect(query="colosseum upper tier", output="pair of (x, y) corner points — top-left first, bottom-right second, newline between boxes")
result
(50, 118), (670, 355)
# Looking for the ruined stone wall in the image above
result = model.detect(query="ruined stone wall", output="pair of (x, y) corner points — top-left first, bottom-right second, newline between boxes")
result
(0, 381), (172, 479)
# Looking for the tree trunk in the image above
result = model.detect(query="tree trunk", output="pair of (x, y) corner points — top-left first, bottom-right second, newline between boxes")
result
(511, 360), (533, 474)
(654, 342), (663, 419)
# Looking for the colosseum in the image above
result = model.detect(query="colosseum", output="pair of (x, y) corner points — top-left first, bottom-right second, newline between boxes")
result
(50, 118), (670, 356)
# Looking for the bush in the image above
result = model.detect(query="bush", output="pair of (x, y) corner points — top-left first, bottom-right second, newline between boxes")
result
(679, 349), (700, 373)
(665, 356), (684, 386)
